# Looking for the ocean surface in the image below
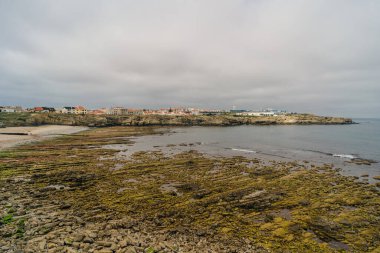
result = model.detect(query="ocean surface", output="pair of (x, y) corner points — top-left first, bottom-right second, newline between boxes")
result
(111, 118), (380, 182)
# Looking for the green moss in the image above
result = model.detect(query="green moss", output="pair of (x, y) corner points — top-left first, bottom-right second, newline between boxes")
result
(145, 247), (156, 253)
(1, 214), (13, 225)
(15, 218), (26, 238)
(272, 227), (288, 237)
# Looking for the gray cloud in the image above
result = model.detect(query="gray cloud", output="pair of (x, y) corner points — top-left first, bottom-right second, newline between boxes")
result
(1, 0), (379, 117)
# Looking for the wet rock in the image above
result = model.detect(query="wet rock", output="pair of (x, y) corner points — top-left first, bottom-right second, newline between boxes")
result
(159, 183), (183, 196)
(192, 190), (211, 199)
(298, 199), (310, 206)
(41, 184), (69, 191)
(347, 158), (377, 165)
(59, 203), (71, 210)
(83, 237), (94, 244)
(328, 240), (351, 251)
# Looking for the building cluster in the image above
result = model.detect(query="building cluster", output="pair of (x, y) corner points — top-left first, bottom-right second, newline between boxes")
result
(0, 106), (23, 113)
(232, 108), (287, 117)
(0, 105), (287, 116)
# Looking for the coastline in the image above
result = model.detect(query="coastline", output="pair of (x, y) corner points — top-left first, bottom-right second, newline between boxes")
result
(0, 112), (353, 127)
(0, 125), (88, 150)
(0, 126), (379, 252)
(105, 125), (380, 183)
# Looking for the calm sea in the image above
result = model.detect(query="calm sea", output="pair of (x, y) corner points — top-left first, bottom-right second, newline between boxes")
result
(115, 118), (380, 181)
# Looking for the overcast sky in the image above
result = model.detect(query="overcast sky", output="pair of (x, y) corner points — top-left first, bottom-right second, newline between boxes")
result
(0, 0), (379, 117)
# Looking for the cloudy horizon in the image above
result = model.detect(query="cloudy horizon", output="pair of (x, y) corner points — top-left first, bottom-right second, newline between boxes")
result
(1, 0), (379, 117)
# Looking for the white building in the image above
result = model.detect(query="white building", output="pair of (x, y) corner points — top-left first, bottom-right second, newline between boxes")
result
(59, 106), (87, 114)
(0, 106), (23, 113)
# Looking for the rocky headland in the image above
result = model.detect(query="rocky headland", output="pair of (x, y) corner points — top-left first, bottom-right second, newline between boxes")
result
(0, 112), (353, 127)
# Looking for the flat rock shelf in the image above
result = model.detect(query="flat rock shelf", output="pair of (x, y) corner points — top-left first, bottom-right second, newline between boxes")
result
(0, 126), (379, 252)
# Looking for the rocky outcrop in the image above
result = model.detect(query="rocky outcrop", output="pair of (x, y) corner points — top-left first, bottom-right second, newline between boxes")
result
(0, 112), (354, 127)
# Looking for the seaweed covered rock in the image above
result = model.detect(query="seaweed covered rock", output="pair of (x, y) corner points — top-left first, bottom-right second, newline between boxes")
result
(0, 126), (378, 253)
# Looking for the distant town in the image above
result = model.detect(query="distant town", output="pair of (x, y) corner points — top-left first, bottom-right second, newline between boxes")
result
(0, 105), (289, 117)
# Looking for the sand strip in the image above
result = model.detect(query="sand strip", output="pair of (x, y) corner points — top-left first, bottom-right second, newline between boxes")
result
(0, 125), (88, 150)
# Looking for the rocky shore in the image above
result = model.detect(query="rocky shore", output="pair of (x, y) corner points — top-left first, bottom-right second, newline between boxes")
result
(0, 112), (353, 127)
(1, 127), (379, 252)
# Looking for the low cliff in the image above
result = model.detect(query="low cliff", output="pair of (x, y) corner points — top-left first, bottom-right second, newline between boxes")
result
(0, 112), (353, 127)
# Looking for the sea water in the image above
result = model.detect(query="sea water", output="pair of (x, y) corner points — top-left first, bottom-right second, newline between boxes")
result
(113, 118), (380, 182)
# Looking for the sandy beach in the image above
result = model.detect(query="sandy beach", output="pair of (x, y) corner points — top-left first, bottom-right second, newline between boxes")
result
(0, 125), (88, 150)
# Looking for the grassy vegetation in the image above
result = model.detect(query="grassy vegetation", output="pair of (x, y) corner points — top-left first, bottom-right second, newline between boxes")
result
(0, 112), (32, 127)
(0, 127), (378, 252)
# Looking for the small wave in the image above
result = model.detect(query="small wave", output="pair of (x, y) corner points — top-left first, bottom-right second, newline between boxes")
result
(231, 148), (257, 153)
(305, 149), (358, 160)
(304, 149), (333, 156)
(332, 154), (357, 159)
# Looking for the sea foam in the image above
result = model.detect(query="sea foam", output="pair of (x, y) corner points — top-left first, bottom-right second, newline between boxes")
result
(332, 154), (357, 159)
(231, 148), (257, 153)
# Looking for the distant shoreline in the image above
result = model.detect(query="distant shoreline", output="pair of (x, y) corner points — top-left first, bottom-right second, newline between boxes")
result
(0, 112), (354, 127)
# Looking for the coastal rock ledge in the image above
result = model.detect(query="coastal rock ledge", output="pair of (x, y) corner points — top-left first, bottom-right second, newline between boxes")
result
(0, 113), (353, 127)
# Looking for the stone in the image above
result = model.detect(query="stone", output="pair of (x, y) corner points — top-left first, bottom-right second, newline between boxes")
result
(87, 231), (97, 238)
(73, 234), (85, 242)
(83, 237), (94, 244)
(125, 247), (137, 253)
(47, 243), (57, 249)
(38, 240), (47, 250)
(123, 236), (140, 246)
(94, 250), (113, 253)
(96, 241), (112, 247)
(64, 238), (73, 246)
(66, 248), (78, 253)
(72, 242), (81, 249)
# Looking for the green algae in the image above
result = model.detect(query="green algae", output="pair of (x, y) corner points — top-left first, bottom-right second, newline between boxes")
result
(1, 214), (13, 225)
(15, 218), (25, 238)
